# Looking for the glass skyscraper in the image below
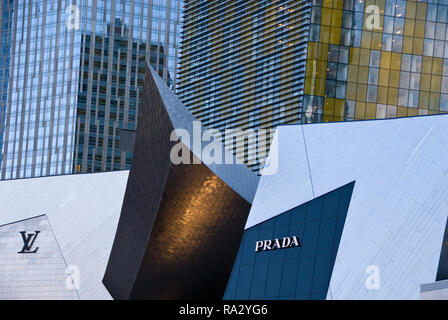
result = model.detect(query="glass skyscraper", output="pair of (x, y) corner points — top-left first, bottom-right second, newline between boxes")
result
(178, 0), (448, 174)
(0, 0), (82, 180)
(0, 0), (182, 180)
(303, 0), (448, 123)
(73, 1), (182, 174)
(0, 0), (13, 173)
(178, 0), (312, 173)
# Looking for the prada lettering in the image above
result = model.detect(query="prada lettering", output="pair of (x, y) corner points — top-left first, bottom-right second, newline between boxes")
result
(18, 231), (40, 254)
(255, 236), (301, 252)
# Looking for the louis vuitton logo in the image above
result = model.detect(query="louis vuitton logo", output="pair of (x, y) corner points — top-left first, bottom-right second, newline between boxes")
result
(18, 231), (40, 254)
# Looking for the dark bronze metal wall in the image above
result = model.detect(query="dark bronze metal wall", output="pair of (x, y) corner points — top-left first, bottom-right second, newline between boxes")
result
(103, 65), (252, 300)
(102, 64), (175, 300)
(131, 159), (251, 299)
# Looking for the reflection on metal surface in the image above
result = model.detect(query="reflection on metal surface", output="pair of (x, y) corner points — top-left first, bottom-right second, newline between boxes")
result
(131, 161), (251, 299)
(154, 174), (222, 264)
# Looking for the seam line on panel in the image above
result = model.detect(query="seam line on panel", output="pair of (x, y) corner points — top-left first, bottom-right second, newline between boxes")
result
(301, 125), (315, 198)
(46, 215), (81, 300)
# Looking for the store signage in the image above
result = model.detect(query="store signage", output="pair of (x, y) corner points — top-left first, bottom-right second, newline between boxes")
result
(18, 231), (40, 254)
(255, 236), (301, 252)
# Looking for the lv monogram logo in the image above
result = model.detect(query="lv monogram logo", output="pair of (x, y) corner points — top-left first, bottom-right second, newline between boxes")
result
(18, 231), (40, 254)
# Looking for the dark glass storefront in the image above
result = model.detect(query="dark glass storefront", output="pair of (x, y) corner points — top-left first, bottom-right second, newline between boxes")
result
(224, 181), (355, 300)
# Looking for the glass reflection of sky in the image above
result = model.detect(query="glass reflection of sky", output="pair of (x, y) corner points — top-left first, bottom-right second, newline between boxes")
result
(0, 0), (182, 180)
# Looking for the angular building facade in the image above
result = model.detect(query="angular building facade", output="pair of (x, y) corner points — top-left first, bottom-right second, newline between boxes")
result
(0, 170), (129, 300)
(101, 65), (448, 300)
(0, 66), (447, 300)
(239, 114), (448, 299)
(178, 0), (448, 173)
(103, 65), (259, 299)
(0, 0), (183, 180)
(0, 215), (80, 300)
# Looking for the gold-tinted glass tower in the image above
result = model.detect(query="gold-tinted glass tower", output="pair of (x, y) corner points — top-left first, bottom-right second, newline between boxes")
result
(303, 0), (448, 123)
(179, 0), (448, 174)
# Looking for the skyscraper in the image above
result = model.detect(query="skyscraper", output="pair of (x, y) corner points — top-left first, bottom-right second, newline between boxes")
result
(73, 18), (168, 173)
(178, 0), (312, 173)
(0, 0), (182, 180)
(302, 0), (448, 123)
(74, 18), (142, 173)
(178, 0), (448, 173)
(0, 0), (13, 172)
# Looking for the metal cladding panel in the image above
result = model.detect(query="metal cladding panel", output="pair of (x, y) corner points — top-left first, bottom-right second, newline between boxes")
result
(0, 215), (79, 300)
(302, 116), (448, 300)
(246, 114), (448, 299)
(103, 65), (256, 300)
(0, 171), (129, 299)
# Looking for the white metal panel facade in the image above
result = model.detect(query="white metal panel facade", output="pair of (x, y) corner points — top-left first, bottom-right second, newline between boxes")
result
(0, 170), (129, 299)
(246, 115), (448, 299)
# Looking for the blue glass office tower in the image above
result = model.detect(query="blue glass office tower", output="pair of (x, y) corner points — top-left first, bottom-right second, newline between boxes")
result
(73, 0), (182, 173)
(0, 0), (13, 172)
(0, 0), (182, 180)
(0, 0), (82, 180)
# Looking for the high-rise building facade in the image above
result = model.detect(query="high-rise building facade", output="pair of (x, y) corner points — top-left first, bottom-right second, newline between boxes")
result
(1, 66), (448, 300)
(0, 0), (82, 180)
(178, 0), (312, 173)
(0, 0), (182, 180)
(0, 0), (13, 172)
(178, 0), (448, 173)
(303, 0), (448, 123)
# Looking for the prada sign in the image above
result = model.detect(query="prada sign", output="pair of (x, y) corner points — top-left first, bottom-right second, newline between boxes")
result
(255, 236), (301, 252)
